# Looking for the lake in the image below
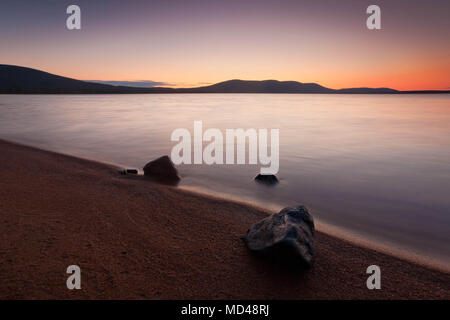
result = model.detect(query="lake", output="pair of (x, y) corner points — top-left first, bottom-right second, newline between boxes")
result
(1, 93), (449, 268)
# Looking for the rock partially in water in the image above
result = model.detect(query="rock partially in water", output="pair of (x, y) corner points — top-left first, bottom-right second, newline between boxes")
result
(254, 174), (279, 185)
(242, 205), (315, 268)
(143, 155), (180, 184)
(119, 169), (138, 175)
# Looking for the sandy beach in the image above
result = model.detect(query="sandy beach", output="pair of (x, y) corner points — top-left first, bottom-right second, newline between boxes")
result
(0, 139), (448, 299)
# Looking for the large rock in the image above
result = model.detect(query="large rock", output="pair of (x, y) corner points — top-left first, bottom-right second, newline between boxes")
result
(143, 155), (180, 184)
(242, 206), (315, 267)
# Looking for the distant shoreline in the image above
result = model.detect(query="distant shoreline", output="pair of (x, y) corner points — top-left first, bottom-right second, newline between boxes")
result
(2, 65), (449, 95)
(0, 138), (448, 299)
(2, 91), (450, 94)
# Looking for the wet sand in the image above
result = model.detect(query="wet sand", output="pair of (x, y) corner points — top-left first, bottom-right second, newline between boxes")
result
(0, 139), (448, 299)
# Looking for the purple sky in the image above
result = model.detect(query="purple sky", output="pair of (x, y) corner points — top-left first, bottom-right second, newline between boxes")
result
(1, 0), (449, 89)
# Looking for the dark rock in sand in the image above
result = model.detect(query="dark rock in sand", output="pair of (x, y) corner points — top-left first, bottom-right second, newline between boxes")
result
(254, 174), (279, 185)
(242, 205), (315, 267)
(118, 169), (138, 175)
(143, 155), (180, 184)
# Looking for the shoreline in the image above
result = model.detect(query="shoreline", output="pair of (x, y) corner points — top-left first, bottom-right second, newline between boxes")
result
(174, 185), (450, 274)
(0, 138), (448, 299)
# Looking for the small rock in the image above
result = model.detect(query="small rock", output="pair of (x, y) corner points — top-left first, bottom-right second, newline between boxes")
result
(118, 169), (138, 175)
(242, 205), (315, 268)
(143, 155), (180, 184)
(254, 174), (279, 185)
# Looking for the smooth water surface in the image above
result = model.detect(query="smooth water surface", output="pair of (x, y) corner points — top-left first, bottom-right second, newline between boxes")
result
(1, 94), (449, 267)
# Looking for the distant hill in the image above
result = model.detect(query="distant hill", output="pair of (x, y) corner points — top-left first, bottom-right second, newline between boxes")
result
(0, 65), (174, 94)
(186, 79), (336, 93)
(1, 65), (448, 94)
(336, 87), (398, 94)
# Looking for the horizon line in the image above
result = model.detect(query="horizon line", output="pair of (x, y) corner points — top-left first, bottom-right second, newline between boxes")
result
(2, 64), (450, 93)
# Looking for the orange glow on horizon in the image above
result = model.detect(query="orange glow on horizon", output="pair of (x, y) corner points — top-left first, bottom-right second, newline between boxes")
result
(1, 1), (448, 91)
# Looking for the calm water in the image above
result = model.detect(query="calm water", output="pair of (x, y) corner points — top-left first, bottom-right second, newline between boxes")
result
(1, 94), (449, 268)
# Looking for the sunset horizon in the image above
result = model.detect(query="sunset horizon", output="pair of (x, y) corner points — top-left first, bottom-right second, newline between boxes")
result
(1, 0), (449, 91)
(3, 63), (449, 92)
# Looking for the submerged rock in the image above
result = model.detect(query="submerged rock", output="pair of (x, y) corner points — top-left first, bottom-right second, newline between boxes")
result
(254, 174), (279, 185)
(242, 205), (315, 268)
(143, 155), (180, 184)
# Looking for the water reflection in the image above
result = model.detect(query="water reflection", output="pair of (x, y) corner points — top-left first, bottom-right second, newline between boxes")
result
(0, 93), (449, 267)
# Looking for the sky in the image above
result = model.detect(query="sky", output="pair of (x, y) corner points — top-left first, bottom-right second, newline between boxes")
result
(0, 0), (449, 90)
